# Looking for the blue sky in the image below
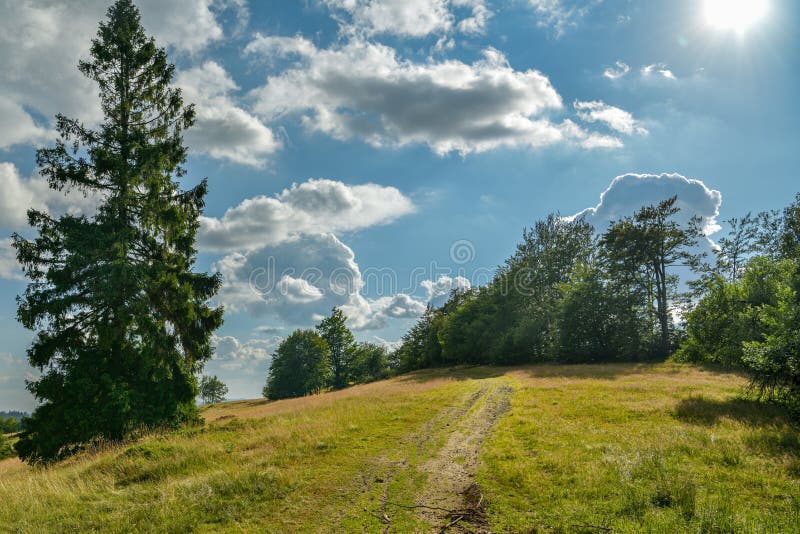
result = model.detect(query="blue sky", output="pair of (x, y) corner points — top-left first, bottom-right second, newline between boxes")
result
(1, 0), (797, 409)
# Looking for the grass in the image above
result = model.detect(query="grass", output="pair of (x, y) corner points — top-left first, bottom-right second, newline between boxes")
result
(1, 364), (798, 532)
(479, 364), (800, 532)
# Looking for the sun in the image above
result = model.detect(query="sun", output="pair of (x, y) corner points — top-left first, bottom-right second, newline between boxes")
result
(704, 0), (768, 32)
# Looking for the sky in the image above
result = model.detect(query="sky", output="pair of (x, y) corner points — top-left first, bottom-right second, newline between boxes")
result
(0, 0), (798, 410)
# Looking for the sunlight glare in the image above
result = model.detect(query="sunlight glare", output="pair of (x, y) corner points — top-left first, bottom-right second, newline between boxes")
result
(704, 0), (768, 32)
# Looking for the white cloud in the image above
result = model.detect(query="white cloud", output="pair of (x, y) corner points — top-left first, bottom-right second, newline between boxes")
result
(175, 62), (281, 167)
(213, 232), (363, 323)
(0, 239), (23, 281)
(528, 0), (598, 37)
(0, 1), (243, 150)
(244, 33), (318, 60)
(0, 162), (100, 280)
(641, 63), (677, 80)
(350, 292), (428, 330)
(199, 178), (415, 252)
(0, 97), (51, 149)
(422, 275), (471, 308)
(570, 173), (722, 238)
(574, 100), (648, 136)
(0, 162), (98, 228)
(212, 231), (428, 330)
(213, 335), (278, 361)
(322, 0), (491, 38)
(453, 0), (493, 35)
(249, 40), (620, 154)
(603, 61), (630, 80)
(373, 336), (402, 352)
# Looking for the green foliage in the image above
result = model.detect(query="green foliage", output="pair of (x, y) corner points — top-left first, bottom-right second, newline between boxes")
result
(0, 433), (15, 460)
(12, 0), (223, 463)
(681, 193), (800, 407)
(554, 264), (620, 362)
(395, 306), (445, 371)
(396, 209), (692, 369)
(0, 416), (19, 434)
(199, 375), (229, 405)
(600, 196), (700, 356)
(263, 330), (332, 400)
(740, 197), (800, 403)
(316, 307), (356, 389)
(679, 259), (792, 366)
(350, 342), (390, 383)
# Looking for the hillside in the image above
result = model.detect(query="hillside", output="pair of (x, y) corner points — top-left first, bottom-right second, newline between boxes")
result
(1, 364), (798, 532)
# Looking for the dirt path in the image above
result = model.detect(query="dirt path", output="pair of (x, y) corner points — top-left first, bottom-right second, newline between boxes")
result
(363, 378), (513, 533)
(414, 383), (513, 532)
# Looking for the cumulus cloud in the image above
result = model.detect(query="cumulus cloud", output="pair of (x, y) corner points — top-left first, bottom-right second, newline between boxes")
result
(0, 1), (243, 151)
(574, 101), (649, 136)
(641, 63), (677, 80)
(199, 178), (415, 252)
(0, 162), (98, 228)
(528, 0), (598, 37)
(249, 40), (622, 154)
(322, 0), (491, 38)
(212, 232), (428, 330)
(175, 62), (281, 167)
(213, 335), (278, 361)
(244, 33), (318, 60)
(0, 161), (102, 280)
(603, 61), (630, 80)
(373, 336), (402, 352)
(570, 173), (722, 238)
(211, 333), (280, 373)
(422, 275), (471, 308)
(0, 239), (22, 281)
(453, 0), (493, 34)
(0, 97), (51, 149)
(350, 292), (428, 330)
(213, 232), (363, 323)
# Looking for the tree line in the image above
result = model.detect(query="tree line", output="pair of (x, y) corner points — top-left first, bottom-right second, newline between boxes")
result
(393, 194), (800, 409)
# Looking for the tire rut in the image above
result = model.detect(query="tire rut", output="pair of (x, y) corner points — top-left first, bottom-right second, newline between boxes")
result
(358, 380), (513, 533)
(414, 383), (513, 533)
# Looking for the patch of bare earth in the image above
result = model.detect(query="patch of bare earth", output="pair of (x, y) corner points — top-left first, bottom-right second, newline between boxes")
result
(414, 383), (513, 533)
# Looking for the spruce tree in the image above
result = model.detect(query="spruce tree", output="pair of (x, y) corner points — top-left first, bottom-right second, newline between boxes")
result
(12, 0), (223, 462)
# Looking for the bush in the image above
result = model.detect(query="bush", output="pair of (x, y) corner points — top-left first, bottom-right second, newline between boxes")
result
(0, 434), (15, 460)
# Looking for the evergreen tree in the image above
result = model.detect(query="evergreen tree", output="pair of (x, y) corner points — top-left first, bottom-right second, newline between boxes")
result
(12, 0), (223, 462)
(199, 375), (229, 405)
(316, 307), (356, 389)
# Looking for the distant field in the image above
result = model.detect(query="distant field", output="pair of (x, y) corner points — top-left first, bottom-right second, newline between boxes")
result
(1, 364), (798, 532)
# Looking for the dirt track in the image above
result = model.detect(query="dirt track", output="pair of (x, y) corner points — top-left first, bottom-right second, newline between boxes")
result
(366, 378), (514, 533)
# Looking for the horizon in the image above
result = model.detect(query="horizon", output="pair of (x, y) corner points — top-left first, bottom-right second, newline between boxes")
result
(1, 0), (798, 411)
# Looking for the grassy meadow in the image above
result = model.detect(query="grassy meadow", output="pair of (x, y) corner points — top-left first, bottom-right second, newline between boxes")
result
(1, 364), (798, 532)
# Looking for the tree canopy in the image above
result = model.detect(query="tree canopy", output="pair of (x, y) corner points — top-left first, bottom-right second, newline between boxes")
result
(199, 375), (228, 405)
(264, 330), (331, 400)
